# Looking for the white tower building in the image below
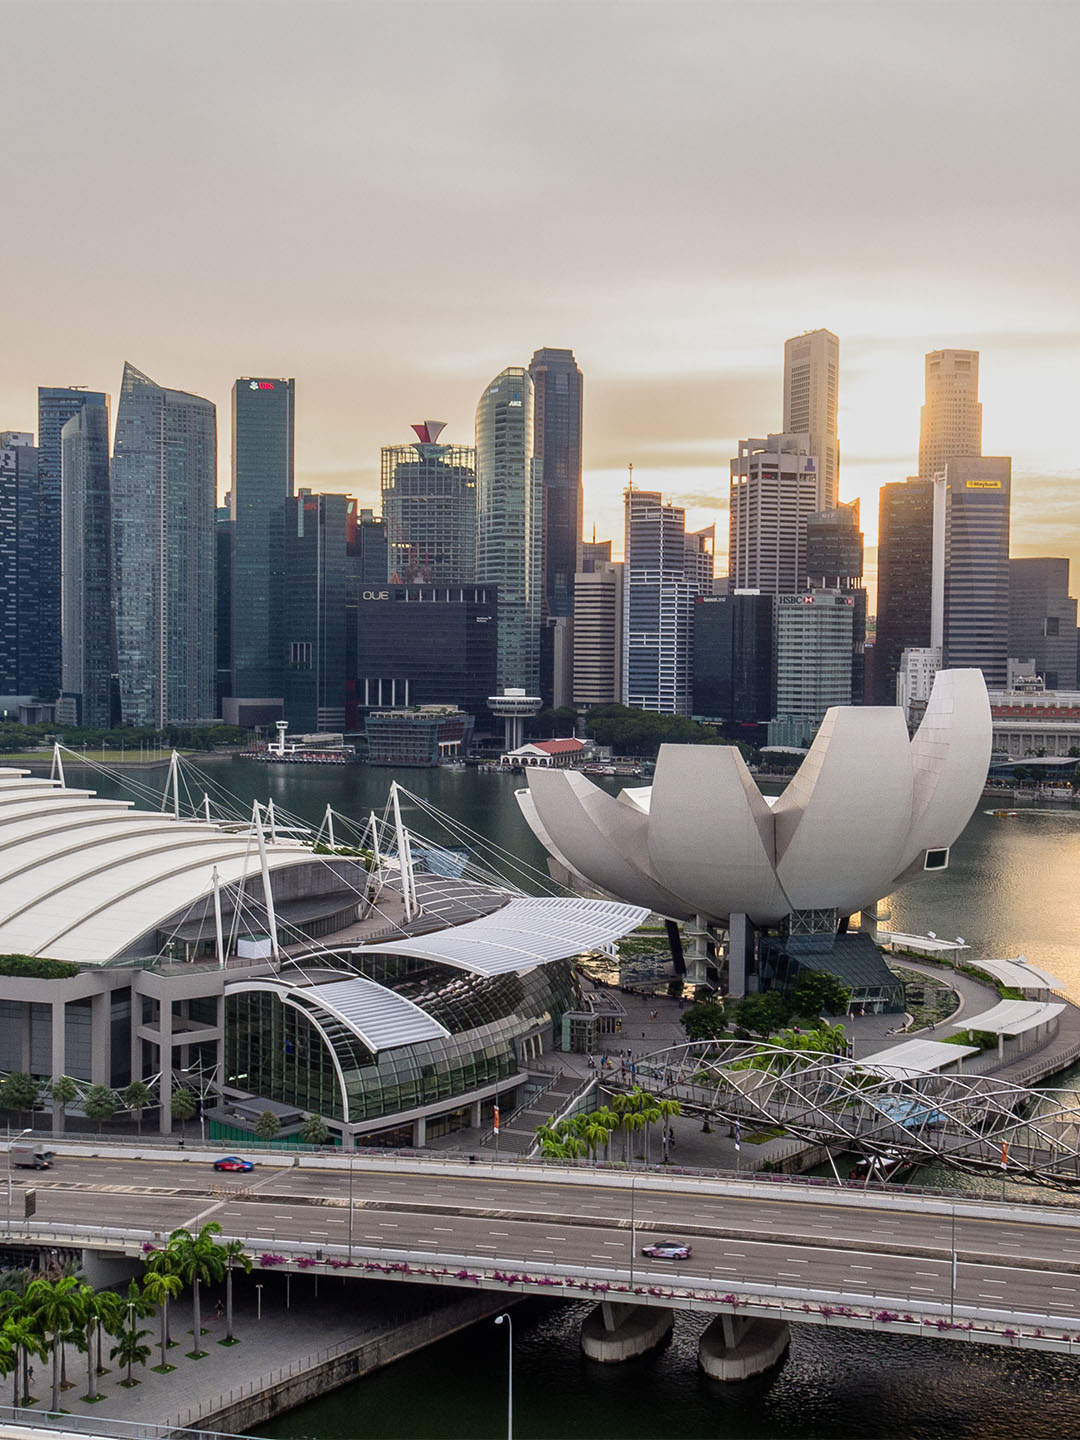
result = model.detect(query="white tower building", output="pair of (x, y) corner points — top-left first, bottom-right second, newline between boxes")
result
(783, 329), (839, 510)
(728, 434), (820, 597)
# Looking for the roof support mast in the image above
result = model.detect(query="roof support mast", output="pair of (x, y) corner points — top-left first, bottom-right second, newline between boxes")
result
(50, 743), (66, 789)
(251, 800), (281, 965)
(390, 782), (418, 923)
(212, 865), (225, 969)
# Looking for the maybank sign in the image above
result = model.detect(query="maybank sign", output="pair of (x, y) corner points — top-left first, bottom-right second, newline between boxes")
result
(966, 479), (1002, 490)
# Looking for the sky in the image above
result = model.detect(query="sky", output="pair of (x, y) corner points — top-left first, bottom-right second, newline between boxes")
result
(3, 0), (1079, 600)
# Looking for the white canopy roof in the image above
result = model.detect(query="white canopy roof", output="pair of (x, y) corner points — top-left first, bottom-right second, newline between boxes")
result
(858, 1038), (980, 1076)
(362, 896), (649, 975)
(231, 975), (449, 1054)
(877, 931), (969, 954)
(970, 956), (1064, 993)
(952, 999), (1065, 1037)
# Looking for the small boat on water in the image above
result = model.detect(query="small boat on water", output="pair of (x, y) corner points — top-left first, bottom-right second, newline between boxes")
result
(992, 809), (1020, 818)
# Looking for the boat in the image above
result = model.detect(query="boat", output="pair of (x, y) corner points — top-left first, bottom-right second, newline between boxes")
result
(992, 809), (1019, 818)
(241, 721), (356, 765)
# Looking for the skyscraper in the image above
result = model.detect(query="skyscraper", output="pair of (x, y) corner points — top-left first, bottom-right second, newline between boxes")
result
(381, 424), (476, 584)
(728, 434), (819, 596)
(805, 499), (866, 703)
(918, 349), (982, 478)
(692, 592), (775, 724)
(773, 591), (855, 739)
(872, 478), (935, 704)
(112, 362), (217, 727)
(37, 387), (110, 698)
(783, 330), (839, 510)
(529, 348), (583, 619)
(282, 491), (352, 732)
(230, 377), (295, 702)
(572, 560), (623, 709)
(1008, 558), (1078, 691)
(0, 432), (39, 696)
(475, 368), (542, 692)
(60, 400), (116, 727)
(942, 456), (1011, 686)
(622, 488), (700, 716)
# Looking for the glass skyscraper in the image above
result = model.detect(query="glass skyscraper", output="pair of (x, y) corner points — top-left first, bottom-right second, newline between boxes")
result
(111, 362), (217, 726)
(529, 348), (583, 619)
(0, 432), (39, 696)
(60, 400), (116, 727)
(283, 491), (352, 732)
(475, 368), (542, 692)
(622, 488), (700, 717)
(380, 423), (476, 584)
(230, 377), (295, 701)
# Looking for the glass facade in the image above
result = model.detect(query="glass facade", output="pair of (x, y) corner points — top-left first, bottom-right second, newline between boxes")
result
(112, 363), (217, 726)
(873, 478), (934, 704)
(224, 959), (577, 1125)
(381, 437), (476, 584)
(61, 401), (117, 727)
(623, 489), (698, 716)
(282, 491), (352, 731)
(692, 592), (775, 723)
(230, 378), (295, 701)
(0, 433), (40, 695)
(529, 349), (583, 621)
(365, 708), (474, 767)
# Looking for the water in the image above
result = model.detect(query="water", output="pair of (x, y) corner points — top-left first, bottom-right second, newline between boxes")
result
(61, 757), (1080, 1438)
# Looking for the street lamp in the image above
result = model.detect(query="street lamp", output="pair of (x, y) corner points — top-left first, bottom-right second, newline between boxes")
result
(6, 1128), (31, 1232)
(494, 1312), (512, 1440)
(347, 1151), (354, 1259)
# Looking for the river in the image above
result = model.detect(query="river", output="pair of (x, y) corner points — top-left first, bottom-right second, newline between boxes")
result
(63, 756), (1080, 1439)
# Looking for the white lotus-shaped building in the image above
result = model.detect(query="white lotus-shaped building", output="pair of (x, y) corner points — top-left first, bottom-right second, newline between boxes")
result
(518, 670), (991, 989)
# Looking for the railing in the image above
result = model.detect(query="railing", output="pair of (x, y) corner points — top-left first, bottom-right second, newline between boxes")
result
(479, 1068), (565, 1145)
(0, 1405), (251, 1440)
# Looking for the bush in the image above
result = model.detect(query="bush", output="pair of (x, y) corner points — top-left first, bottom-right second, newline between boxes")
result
(0, 954), (79, 980)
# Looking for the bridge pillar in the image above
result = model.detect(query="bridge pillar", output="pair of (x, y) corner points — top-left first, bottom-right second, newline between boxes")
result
(581, 1302), (674, 1362)
(698, 1314), (790, 1381)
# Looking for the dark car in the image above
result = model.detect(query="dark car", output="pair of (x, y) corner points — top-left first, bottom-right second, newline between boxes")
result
(212, 1156), (254, 1173)
(641, 1241), (692, 1260)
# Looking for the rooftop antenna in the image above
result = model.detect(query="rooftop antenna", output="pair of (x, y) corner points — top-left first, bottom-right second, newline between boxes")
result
(627, 462), (634, 491)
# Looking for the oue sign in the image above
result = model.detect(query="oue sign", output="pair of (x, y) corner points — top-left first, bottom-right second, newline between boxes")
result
(363, 590), (390, 601)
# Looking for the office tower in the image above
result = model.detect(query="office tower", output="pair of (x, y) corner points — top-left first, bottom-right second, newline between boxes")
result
(111, 362), (217, 727)
(728, 434), (819, 596)
(773, 591), (855, 738)
(572, 560), (623, 709)
(36, 388), (110, 699)
(873, 478), (935, 704)
(281, 491), (352, 732)
(529, 347), (583, 619)
(685, 525), (715, 595)
(581, 536), (612, 573)
(216, 504), (234, 715)
(230, 377), (295, 702)
(475, 368), (542, 692)
(353, 584), (498, 727)
(0, 433), (39, 695)
(805, 499), (866, 704)
(352, 506), (389, 585)
(692, 591), (775, 724)
(1008, 558), (1078, 691)
(381, 423), (476, 584)
(60, 401), (116, 727)
(623, 488), (701, 716)
(783, 330), (839, 509)
(941, 456), (1011, 686)
(918, 349), (982, 478)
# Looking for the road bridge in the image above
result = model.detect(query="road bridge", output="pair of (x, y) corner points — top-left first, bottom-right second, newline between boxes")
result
(6, 1146), (1080, 1368)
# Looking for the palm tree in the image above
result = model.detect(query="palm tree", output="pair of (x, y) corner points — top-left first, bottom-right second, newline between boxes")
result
(170, 1088), (197, 1139)
(72, 1283), (104, 1402)
(3, 1313), (44, 1406)
(657, 1097), (681, 1161)
(0, 1327), (16, 1406)
(166, 1223), (226, 1358)
(121, 1080), (153, 1136)
(221, 1240), (251, 1344)
(582, 1118), (610, 1161)
(143, 1248), (180, 1348)
(142, 1269), (181, 1370)
(110, 1318), (151, 1387)
(49, 1076), (78, 1136)
(91, 1288), (124, 1378)
(24, 1275), (85, 1412)
(639, 1100), (662, 1164)
(622, 1111), (647, 1165)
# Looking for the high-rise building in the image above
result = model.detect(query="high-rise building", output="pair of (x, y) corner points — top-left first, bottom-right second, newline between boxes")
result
(805, 499), (866, 704)
(216, 504), (234, 716)
(692, 591), (775, 724)
(111, 362), (217, 727)
(580, 536), (612, 573)
(1008, 558), (1078, 691)
(771, 590), (855, 743)
(622, 488), (701, 716)
(942, 456), (1011, 686)
(684, 525), (715, 595)
(37, 388), (110, 699)
(381, 423), (476, 584)
(475, 368), (542, 692)
(0, 432), (39, 696)
(783, 330), (839, 510)
(572, 560), (623, 710)
(873, 478), (935, 704)
(60, 401), (116, 727)
(230, 377), (295, 703)
(351, 506), (389, 585)
(728, 434), (819, 596)
(282, 491), (353, 732)
(918, 349), (982, 478)
(529, 348), (583, 620)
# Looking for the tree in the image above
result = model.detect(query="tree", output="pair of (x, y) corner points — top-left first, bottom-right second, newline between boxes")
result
(657, 1097), (681, 1162)
(299, 1113), (330, 1146)
(142, 1267), (182, 1371)
(791, 972), (852, 1019)
(255, 1110), (280, 1142)
(166, 1223), (226, 1359)
(110, 1316), (152, 1387)
(2, 1312), (44, 1408)
(83, 1085), (119, 1135)
(49, 1075), (78, 1135)
(170, 1088), (197, 1138)
(122, 1080), (153, 1136)
(622, 1111), (647, 1165)
(680, 1001), (727, 1042)
(24, 1275), (86, 1412)
(732, 991), (790, 1037)
(0, 1073), (39, 1127)
(221, 1240), (252, 1344)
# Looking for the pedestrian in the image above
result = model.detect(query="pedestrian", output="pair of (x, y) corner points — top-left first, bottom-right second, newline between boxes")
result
(178, 1137), (185, 1149)
(641, 1030), (646, 1039)
(215, 1300), (224, 1320)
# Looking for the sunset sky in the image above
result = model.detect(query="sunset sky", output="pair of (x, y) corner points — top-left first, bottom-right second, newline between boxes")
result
(3, 0), (1078, 599)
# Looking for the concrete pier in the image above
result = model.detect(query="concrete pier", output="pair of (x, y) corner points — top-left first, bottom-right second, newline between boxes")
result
(698, 1314), (790, 1380)
(581, 1302), (674, 1362)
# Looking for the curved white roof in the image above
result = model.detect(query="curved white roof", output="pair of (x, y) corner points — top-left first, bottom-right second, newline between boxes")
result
(952, 1000), (1065, 1037)
(363, 896), (650, 975)
(858, 1039), (980, 1076)
(971, 956), (1063, 993)
(0, 766), (326, 964)
(231, 976), (450, 1053)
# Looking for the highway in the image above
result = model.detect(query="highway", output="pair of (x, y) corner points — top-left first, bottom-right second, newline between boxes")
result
(9, 1150), (1080, 1338)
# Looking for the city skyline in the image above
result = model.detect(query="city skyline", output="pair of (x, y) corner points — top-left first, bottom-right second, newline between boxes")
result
(2, 1), (1078, 588)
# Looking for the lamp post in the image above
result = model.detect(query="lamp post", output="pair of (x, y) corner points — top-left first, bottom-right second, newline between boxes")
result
(347, 1151), (354, 1259)
(950, 1205), (957, 1323)
(494, 1312), (512, 1440)
(256, 1284), (263, 1321)
(6, 1128), (31, 1232)
(629, 1177), (636, 1289)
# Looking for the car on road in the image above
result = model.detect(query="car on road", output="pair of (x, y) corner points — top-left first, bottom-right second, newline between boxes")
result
(641, 1241), (692, 1260)
(212, 1156), (254, 1172)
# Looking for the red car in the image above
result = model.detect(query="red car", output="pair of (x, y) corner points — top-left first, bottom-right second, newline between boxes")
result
(212, 1156), (254, 1173)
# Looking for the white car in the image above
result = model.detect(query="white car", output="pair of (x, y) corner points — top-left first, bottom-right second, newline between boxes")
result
(641, 1241), (692, 1260)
